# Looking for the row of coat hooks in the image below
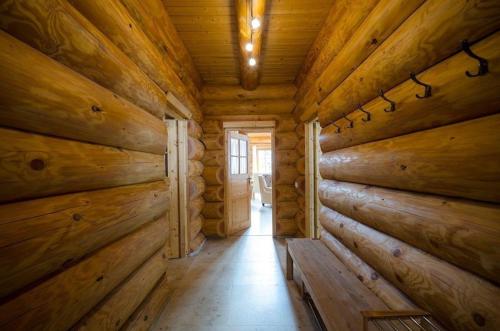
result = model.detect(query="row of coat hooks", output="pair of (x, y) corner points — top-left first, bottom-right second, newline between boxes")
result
(332, 39), (489, 133)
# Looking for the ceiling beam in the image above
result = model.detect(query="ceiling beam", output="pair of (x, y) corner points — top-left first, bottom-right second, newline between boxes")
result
(202, 84), (296, 101)
(235, 0), (267, 90)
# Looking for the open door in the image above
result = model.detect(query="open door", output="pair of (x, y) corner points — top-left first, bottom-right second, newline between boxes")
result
(226, 131), (251, 235)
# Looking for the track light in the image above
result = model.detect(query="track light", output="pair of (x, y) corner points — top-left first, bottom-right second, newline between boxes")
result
(245, 42), (254, 52)
(251, 18), (261, 30)
(249, 58), (257, 66)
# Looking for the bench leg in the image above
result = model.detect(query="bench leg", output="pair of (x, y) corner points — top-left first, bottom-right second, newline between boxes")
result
(286, 245), (293, 280)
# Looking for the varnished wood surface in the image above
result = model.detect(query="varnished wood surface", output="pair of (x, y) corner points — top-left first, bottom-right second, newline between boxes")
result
(0, 181), (169, 299)
(0, 0), (174, 119)
(275, 150), (299, 166)
(188, 176), (206, 200)
(202, 150), (225, 167)
(202, 167), (224, 186)
(202, 202), (225, 219)
(318, 0), (500, 126)
(188, 136), (205, 161)
(70, 0), (200, 119)
(0, 218), (167, 331)
(235, 0), (266, 90)
(294, 0), (379, 110)
(74, 247), (168, 330)
(202, 218), (225, 237)
(121, 275), (170, 331)
(201, 133), (225, 150)
(320, 207), (500, 331)
(320, 32), (500, 152)
(319, 180), (500, 284)
(202, 84), (296, 101)
(203, 185), (224, 202)
(0, 128), (164, 203)
(187, 120), (203, 140)
(203, 99), (295, 116)
(276, 201), (299, 219)
(319, 114), (500, 203)
(276, 185), (298, 202)
(201, 120), (224, 134)
(0, 30), (167, 155)
(275, 166), (298, 185)
(287, 238), (387, 330)
(296, 0), (424, 121)
(188, 160), (204, 177)
(121, 0), (202, 101)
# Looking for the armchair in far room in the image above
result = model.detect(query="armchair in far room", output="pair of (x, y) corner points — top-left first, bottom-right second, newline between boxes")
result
(258, 174), (272, 206)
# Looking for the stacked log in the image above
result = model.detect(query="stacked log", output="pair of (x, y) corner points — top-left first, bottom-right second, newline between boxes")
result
(201, 119), (225, 237)
(187, 119), (206, 252)
(275, 117), (300, 236)
(320, 207), (500, 331)
(293, 124), (306, 235)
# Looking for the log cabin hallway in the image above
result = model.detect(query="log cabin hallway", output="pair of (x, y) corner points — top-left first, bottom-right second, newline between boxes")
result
(0, 0), (499, 331)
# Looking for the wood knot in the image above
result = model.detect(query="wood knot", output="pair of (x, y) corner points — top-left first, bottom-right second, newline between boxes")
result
(339, 223), (344, 228)
(395, 274), (404, 283)
(400, 164), (407, 171)
(371, 38), (378, 45)
(96, 275), (104, 282)
(62, 258), (74, 268)
(353, 242), (358, 249)
(357, 275), (364, 282)
(30, 159), (45, 171)
(371, 272), (379, 280)
(392, 248), (401, 257)
(72, 213), (82, 221)
(473, 313), (486, 326)
(144, 315), (148, 321)
(91, 105), (102, 113)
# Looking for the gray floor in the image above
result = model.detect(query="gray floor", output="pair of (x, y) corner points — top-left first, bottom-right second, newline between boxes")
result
(153, 198), (318, 331)
(241, 196), (272, 236)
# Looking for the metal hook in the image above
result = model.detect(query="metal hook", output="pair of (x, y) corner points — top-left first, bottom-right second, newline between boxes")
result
(343, 115), (354, 128)
(332, 123), (341, 133)
(462, 39), (488, 77)
(379, 89), (396, 112)
(358, 104), (371, 122)
(410, 72), (431, 99)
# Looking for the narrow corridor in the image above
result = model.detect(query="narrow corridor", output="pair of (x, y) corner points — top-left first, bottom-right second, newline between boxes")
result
(153, 235), (318, 330)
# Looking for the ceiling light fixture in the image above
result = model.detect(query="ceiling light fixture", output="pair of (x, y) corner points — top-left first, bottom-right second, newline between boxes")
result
(245, 42), (254, 52)
(249, 58), (257, 66)
(251, 18), (261, 30)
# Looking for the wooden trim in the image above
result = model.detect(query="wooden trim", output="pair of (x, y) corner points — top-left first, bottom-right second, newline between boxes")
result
(223, 121), (275, 128)
(165, 91), (192, 120)
(177, 121), (189, 256)
(166, 120), (180, 258)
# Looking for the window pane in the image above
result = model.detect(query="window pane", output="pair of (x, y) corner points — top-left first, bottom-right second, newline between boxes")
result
(230, 138), (239, 156)
(240, 156), (247, 174)
(239, 139), (247, 157)
(231, 156), (239, 174)
(257, 149), (272, 174)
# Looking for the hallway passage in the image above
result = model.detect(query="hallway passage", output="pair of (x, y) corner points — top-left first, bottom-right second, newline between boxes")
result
(153, 235), (318, 330)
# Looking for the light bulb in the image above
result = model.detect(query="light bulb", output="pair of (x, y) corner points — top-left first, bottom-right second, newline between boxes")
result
(249, 58), (257, 66)
(251, 18), (261, 30)
(245, 42), (254, 52)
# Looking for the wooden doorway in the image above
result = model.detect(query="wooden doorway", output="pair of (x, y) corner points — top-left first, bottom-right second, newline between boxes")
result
(224, 121), (276, 236)
(305, 120), (322, 239)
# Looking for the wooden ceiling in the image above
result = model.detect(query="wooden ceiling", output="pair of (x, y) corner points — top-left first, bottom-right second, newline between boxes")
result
(164, 0), (334, 86)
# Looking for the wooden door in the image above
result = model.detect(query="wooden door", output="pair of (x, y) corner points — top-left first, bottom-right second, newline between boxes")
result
(227, 131), (251, 234)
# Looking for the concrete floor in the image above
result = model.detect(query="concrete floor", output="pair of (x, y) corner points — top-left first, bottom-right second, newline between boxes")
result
(153, 202), (319, 330)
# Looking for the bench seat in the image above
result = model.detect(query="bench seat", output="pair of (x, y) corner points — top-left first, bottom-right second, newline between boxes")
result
(286, 238), (388, 331)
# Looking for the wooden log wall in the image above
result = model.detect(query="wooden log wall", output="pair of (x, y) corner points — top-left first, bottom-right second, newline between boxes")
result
(200, 119), (225, 237)
(275, 118), (300, 236)
(200, 85), (303, 236)
(187, 119), (206, 252)
(295, 3), (500, 328)
(0, 0), (203, 328)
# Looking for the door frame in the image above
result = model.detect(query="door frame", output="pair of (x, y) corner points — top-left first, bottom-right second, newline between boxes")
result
(223, 121), (276, 236)
(305, 120), (321, 239)
(165, 119), (189, 258)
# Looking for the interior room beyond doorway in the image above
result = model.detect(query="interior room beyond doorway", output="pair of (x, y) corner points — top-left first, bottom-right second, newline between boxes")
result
(237, 131), (273, 236)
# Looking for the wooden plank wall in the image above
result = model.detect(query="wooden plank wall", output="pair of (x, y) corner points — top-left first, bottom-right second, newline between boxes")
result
(0, 0), (203, 329)
(293, 1), (500, 330)
(200, 84), (303, 237)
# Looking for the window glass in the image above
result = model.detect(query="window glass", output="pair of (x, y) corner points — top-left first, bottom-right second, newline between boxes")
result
(231, 156), (239, 174)
(240, 156), (247, 174)
(239, 139), (247, 157)
(230, 138), (239, 156)
(257, 149), (272, 174)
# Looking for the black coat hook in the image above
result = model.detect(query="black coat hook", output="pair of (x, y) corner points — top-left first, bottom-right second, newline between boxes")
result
(332, 123), (341, 133)
(379, 90), (396, 112)
(343, 115), (354, 128)
(462, 40), (488, 77)
(410, 72), (431, 99)
(358, 105), (371, 122)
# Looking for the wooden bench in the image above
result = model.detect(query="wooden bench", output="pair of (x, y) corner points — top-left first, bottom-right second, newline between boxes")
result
(286, 238), (389, 331)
